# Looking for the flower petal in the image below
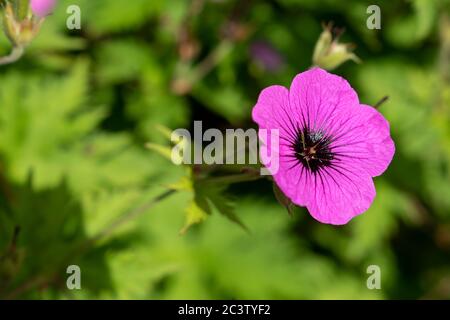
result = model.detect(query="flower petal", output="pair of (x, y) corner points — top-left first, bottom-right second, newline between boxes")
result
(253, 84), (316, 207)
(306, 165), (376, 225)
(273, 155), (314, 207)
(329, 104), (395, 177)
(289, 67), (359, 132)
(252, 85), (291, 134)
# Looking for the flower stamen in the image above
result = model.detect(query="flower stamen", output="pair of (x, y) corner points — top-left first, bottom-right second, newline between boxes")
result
(293, 127), (334, 173)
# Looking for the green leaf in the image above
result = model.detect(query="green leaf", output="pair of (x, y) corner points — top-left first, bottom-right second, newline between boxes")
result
(73, 0), (163, 34)
(0, 178), (113, 298)
(0, 59), (104, 189)
(166, 176), (192, 192)
(192, 84), (251, 123)
(192, 183), (248, 233)
(95, 40), (154, 85)
(202, 185), (249, 233)
(179, 200), (209, 235)
(386, 0), (439, 47)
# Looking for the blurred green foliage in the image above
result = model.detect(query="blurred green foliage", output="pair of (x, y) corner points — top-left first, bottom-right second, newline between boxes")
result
(0, 0), (450, 299)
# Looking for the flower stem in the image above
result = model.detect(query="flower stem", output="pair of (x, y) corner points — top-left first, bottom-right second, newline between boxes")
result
(199, 171), (264, 186)
(0, 46), (24, 66)
(88, 189), (177, 244)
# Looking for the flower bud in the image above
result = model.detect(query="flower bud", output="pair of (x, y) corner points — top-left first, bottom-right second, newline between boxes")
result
(30, 0), (57, 18)
(312, 24), (360, 70)
(250, 40), (284, 73)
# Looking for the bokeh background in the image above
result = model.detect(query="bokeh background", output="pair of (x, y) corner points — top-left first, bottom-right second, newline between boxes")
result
(1, 0), (450, 299)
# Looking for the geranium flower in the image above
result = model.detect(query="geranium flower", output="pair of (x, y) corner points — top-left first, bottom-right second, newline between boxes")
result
(252, 67), (395, 225)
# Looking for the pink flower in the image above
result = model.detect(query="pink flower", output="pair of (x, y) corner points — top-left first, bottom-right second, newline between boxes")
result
(252, 67), (395, 225)
(31, 0), (57, 17)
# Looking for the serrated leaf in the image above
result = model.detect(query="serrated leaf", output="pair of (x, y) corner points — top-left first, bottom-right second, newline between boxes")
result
(204, 186), (249, 232)
(179, 200), (208, 235)
(0, 59), (105, 189)
(166, 176), (192, 192)
(193, 184), (248, 232)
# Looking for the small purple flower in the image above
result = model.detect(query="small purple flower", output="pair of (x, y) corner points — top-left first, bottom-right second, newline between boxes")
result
(250, 40), (284, 73)
(31, 0), (57, 18)
(252, 67), (395, 225)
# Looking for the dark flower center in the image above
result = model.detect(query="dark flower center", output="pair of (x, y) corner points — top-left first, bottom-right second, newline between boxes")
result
(293, 127), (334, 173)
